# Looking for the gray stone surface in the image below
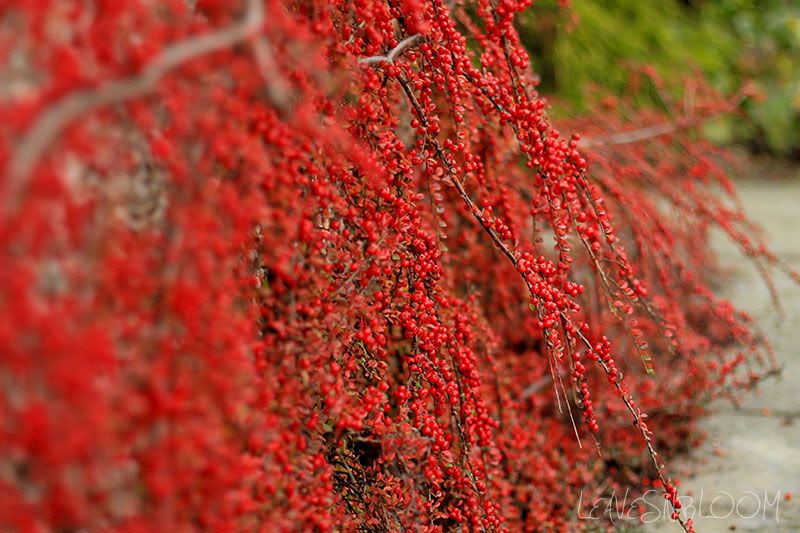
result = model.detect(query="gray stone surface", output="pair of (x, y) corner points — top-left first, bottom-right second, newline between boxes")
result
(644, 175), (800, 532)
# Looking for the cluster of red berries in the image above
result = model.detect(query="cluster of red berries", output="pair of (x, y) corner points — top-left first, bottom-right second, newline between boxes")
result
(0, 1), (794, 531)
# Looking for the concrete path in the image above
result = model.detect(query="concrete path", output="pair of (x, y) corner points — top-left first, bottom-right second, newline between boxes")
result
(645, 173), (800, 532)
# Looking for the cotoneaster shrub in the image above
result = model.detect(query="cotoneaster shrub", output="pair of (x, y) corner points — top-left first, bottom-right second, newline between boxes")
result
(0, 1), (796, 531)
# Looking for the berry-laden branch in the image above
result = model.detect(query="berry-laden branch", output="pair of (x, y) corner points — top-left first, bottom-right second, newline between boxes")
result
(394, 62), (694, 532)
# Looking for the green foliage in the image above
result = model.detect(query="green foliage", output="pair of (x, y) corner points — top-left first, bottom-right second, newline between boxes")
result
(518, 0), (800, 156)
(724, 0), (800, 155)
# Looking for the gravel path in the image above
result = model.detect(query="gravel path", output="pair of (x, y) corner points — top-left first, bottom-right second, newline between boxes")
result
(645, 174), (800, 532)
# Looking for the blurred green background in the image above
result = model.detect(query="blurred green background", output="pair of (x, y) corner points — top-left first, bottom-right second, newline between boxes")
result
(516, 0), (800, 157)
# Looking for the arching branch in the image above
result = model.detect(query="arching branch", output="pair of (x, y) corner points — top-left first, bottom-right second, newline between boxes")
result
(3, 0), (264, 211)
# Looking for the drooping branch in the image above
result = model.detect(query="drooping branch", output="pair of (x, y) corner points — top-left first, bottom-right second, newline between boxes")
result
(392, 43), (697, 532)
(3, 0), (264, 211)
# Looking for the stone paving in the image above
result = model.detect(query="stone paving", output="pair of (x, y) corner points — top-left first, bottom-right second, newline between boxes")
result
(645, 174), (800, 532)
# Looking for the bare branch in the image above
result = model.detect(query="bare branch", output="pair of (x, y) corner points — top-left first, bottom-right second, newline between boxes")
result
(3, 0), (264, 211)
(580, 122), (677, 148)
(251, 36), (293, 112)
(580, 94), (747, 148)
(359, 34), (421, 65)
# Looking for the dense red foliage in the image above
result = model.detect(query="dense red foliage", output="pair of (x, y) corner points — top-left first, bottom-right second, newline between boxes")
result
(1, 1), (796, 531)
